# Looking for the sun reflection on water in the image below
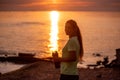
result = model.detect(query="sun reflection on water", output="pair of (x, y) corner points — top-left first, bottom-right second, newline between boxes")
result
(49, 11), (59, 52)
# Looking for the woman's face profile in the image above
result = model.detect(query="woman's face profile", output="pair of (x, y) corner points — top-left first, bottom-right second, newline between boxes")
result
(65, 23), (72, 35)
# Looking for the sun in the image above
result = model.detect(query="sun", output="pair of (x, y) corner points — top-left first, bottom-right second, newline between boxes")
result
(52, 0), (57, 4)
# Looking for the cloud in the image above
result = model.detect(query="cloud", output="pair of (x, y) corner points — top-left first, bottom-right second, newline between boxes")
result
(0, 0), (120, 11)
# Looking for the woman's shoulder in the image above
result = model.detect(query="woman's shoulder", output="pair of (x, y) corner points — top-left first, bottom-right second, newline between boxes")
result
(68, 37), (78, 44)
(69, 36), (78, 41)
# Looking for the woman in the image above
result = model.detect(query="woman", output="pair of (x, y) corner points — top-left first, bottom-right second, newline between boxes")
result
(52, 19), (84, 80)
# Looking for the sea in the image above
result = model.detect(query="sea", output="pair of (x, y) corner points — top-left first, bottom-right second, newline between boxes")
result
(0, 11), (120, 73)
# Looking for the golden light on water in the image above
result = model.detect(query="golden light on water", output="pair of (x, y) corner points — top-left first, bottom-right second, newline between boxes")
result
(49, 11), (59, 52)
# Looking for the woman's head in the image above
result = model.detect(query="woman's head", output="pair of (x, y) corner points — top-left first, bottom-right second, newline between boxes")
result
(65, 20), (79, 36)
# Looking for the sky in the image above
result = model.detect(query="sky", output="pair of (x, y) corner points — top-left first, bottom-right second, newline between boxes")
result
(0, 0), (120, 11)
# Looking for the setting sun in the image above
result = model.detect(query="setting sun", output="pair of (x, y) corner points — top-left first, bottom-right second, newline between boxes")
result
(49, 11), (59, 52)
(52, 0), (57, 4)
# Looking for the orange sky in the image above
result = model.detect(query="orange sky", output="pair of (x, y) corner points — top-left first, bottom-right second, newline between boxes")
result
(0, 0), (120, 11)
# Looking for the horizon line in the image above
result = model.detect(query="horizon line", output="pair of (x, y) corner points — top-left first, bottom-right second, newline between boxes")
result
(0, 10), (120, 12)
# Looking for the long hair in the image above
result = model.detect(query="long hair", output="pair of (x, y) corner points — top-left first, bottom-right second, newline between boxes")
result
(66, 20), (84, 59)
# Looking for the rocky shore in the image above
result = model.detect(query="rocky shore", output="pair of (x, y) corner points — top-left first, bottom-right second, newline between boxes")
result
(0, 60), (120, 80)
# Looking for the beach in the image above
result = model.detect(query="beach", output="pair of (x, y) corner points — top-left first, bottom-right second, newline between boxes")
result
(0, 60), (120, 80)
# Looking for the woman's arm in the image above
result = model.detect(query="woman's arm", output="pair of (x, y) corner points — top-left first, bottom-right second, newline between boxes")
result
(53, 51), (77, 62)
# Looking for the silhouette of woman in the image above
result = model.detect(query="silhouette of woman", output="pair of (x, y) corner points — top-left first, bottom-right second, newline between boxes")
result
(52, 19), (84, 80)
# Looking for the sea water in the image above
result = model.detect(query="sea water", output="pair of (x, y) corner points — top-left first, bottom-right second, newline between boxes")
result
(0, 11), (120, 73)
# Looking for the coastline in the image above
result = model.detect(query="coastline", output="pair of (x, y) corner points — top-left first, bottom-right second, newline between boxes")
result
(0, 60), (120, 80)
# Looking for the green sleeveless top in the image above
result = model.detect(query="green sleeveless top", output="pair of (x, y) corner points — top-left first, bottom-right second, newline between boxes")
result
(61, 36), (80, 75)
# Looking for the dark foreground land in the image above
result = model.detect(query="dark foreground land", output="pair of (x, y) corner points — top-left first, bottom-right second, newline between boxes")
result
(0, 60), (120, 80)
